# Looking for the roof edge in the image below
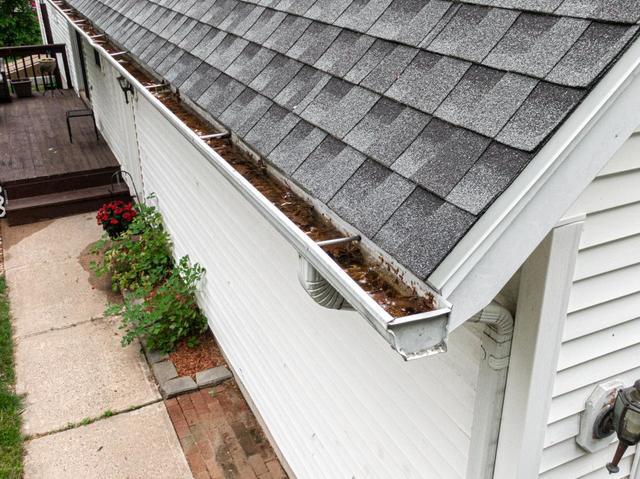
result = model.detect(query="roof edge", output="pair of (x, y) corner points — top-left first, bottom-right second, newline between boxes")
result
(430, 35), (640, 331)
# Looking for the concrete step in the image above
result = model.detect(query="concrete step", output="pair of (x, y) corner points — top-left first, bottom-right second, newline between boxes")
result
(3, 166), (121, 200)
(6, 183), (130, 225)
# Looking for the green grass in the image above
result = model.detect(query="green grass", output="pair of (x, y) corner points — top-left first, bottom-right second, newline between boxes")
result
(0, 276), (23, 479)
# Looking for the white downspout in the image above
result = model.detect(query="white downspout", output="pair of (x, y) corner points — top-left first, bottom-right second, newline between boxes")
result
(467, 302), (514, 479)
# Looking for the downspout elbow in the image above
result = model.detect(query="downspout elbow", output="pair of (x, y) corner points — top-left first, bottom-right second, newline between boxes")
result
(467, 301), (515, 478)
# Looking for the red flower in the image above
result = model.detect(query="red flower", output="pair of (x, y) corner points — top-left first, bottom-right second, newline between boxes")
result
(110, 218), (119, 225)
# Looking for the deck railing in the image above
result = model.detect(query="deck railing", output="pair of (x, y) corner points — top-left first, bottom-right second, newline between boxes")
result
(0, 44), (72, 93)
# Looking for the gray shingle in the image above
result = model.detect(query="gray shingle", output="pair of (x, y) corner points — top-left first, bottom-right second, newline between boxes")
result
(427, 4), (519, 62)
(169, 18), (198, 45)
(133, 2), (157, 23)
(140, 38), (168, 64)
(269, 121), (328, 174)
(315, 31), (376, 77)
(392, 119), (491, 197)
(245, 105), (301, 155)
(344, 98), (430, 166)
(344, 39), (395, 84)
(497, 82), (584, 151)
(250, 54), (304, 99)
(329, 160), (415, 237)
(305, 0), (353, 23)
(547, 23), (639, 87)
(173, 0), (197, 13)
(177, 23), (212, 51)
(359, 44), (417, 94)
(556, 0), (640, 23)
(276, 0), (316, 15)
(155, 45), (183, 74)
(274, 65), (330, 111)
(226, 43), (276, 84)
(263, 15), (312, 54)
(301, 78), (380, 138)
(201, 0), (238, 27)
(144, 5), (166, 30)
(165, 53), (202, 87)
(335, 0), (393, 32)
(386, 52), (470, 114)
(435, 66), (538, 138)
(483, 14), (589, 78)
(244, 9), (287, 44)
(191, 29), (227, 60)
(205, 35), (248, 70)
(186, 0), (216, 18)
(159, 11), (187, 39)
(130, 30), (155, 57)
(464, 0), (561, 12)
(155, 10), (179, 35)
(219, 90), (273, 136)
(286, 22), (341, 65)
(218, 3), (264, 36)
(292, 137), (366, 203)
(374, 189), (476, 278)
(181, 63), (221, 101)
(447, 143), (531, 214)
(368, 0), (453, 46)
(198, 74), (245, 116)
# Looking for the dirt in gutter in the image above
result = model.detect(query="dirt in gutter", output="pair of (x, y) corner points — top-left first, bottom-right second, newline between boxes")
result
(65, 4), (435, 317)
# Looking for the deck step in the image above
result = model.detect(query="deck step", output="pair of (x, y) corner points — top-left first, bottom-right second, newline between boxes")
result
(6, 183), (130, 226)
(3, 166), (121, 200)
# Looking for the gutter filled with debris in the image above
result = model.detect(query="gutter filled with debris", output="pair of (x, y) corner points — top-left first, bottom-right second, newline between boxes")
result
(51, 0), (452, 360)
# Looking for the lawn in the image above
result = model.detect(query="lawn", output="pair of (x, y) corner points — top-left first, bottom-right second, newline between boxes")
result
(0, 276), (23, 479)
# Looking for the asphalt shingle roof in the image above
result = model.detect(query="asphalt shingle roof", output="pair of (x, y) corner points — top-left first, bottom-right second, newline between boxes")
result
(68, 0), (640, 281)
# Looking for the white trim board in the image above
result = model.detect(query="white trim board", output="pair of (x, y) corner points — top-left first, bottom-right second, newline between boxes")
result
(431, 37), (640, 330)
(493, 220), (584, 479)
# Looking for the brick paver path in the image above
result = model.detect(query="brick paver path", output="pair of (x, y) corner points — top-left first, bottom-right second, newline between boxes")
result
(166, 382), (288, 479)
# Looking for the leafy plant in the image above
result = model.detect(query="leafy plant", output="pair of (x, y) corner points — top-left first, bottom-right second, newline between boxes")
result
(106, 256), (207, 353)
(0, 0), (41, 48)
(92, 202), (172, 294)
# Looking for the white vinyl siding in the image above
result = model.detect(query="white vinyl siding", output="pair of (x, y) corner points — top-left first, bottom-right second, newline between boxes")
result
(84, 41), (143, 195)
(133, 93), (485, 479)
(540, 132), (640, 478)
(47, 3), (80, 93)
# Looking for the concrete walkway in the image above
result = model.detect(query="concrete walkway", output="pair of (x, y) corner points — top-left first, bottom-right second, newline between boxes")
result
(1, 213), (192, 479)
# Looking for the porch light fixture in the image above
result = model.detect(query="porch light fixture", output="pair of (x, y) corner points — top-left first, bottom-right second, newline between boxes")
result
(592, 380), (640, 474)
(116, 75), (133, 104)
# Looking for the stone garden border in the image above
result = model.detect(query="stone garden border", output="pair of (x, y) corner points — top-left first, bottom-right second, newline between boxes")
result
(141, 340), (232, 399)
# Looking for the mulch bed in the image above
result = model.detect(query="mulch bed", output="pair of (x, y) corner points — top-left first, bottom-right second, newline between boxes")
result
(170, 330), (226, 379)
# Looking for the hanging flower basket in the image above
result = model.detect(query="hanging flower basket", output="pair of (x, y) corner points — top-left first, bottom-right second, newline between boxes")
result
(97, 200), (137, 238)
(9, 79), (32, 98)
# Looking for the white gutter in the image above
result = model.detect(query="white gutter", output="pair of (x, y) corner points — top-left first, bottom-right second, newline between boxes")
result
(50, 0), (451, 361)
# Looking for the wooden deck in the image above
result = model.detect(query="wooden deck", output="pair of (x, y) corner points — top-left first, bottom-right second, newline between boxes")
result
(0, 91), (129, 224)
(0, 90), (119, 184)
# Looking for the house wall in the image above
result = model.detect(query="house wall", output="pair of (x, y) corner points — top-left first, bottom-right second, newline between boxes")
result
(130, 92), (486, 479)
(539, 131), (640, 478)
(83, 40), (143, 195)
(46, 3), (79, 93)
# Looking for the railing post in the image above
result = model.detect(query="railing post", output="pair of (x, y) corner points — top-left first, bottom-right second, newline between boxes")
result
(59, 47), (71, 90)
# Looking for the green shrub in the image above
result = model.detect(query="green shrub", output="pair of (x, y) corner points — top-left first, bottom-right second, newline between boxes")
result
(106, 256), (207, 353)
(92, 202), (173, 294)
